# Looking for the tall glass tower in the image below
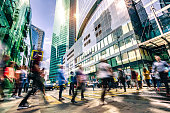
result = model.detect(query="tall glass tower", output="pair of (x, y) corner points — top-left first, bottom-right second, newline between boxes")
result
(49, 0), (76, 82)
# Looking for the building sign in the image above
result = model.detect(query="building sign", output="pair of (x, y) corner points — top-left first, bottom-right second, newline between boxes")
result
(31, 50), (43, 61)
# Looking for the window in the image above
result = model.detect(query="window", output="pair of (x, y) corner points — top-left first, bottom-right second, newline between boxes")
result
(110, 46), (114, 55)
(100, 40), (104, 48)
(98, 24), (101, 28)
(95, 24), (101, 31)
(96, 33), (98, 37)
(108, 34), (112, 44)
(122, 23), (129, 34)
(104, 37), (108, 46)
(95, 27), (97, 31)
(111, 57), (117, 67)
(125, 36), (131, 44)
(119, 40), (124, 47)
(84, 34), (90, 41)
(132, 36), (137, 45)
(84, 39), (91, 47)
(128, 50), (136, 62)
(125, 36), (133, 48)
(135, 49), (141, 60)
(106, 48), (110, 57)
(112, 31), (117, 41)
(95, 44), (98, 52)
(121, 53), (129, 64)
(116, 55), (122, 65)
(99, 30), (102, 35)
(97, 42), (101, 50)
(128, 22), (133, 31)
(114, 44), (119, 53)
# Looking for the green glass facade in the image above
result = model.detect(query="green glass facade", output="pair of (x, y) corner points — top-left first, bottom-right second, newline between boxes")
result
(0, 0), (32, 65)
(49, 0), (70, 82)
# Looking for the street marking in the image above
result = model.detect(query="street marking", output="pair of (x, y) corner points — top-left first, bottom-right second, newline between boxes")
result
(44, 88), (150, 105)
(63, 95), (82, 101)
(44, 95), (62, 104)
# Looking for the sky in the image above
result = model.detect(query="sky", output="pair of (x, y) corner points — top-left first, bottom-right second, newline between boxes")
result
(30, 0), (56, 73)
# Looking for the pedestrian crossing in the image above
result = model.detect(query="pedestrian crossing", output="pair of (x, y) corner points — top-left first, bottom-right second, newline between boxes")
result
(44, 88), (148, 105)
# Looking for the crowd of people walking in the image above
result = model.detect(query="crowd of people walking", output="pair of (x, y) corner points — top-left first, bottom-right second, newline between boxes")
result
(0, 53), (169, 108)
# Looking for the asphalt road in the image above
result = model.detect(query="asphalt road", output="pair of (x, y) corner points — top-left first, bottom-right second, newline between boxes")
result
(0, 87), (170, 113)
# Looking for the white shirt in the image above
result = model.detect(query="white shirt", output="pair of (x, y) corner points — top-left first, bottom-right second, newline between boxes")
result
(97, 62), (112, 79)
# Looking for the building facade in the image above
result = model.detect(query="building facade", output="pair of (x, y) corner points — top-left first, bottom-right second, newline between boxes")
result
(63, 0), (170, 79)
(69, 0), (76, 49)
(0, 0), (32, 65)
(30, 24), (45, 50)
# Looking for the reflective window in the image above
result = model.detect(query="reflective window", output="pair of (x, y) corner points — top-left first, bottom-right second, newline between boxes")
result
(111, 57), (117, 67)
(110, 46), (114, 55)
(116, 55), (122, 65)
(95, 44), (98, 52)
(100, 40), (104, 48)
(132, 36), (137, 45)
(112, 31), (117, 41)
(119, 40), (125, 47)
(104, 37), (108, 46)
(125, 36), (133, 48)
(128, 50), (136, 62)
(108, 34), (112, 44)
(97, 42), (101, 50)
(122, 23), (129, 34)
(106, 48), (110, 57)
(135, 49), (141, 60)
(114, 44), (119, 53)
(128, 22), (133, 31)
(121, 52), (129, 64)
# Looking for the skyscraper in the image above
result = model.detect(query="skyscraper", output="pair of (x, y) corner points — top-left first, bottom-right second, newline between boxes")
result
(49, 0), (76, 82)
(31, 25), (45, 50)
(69, 0), (76, 48)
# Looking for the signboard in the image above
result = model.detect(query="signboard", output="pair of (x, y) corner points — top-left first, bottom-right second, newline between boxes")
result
(31, 50), (43, 61)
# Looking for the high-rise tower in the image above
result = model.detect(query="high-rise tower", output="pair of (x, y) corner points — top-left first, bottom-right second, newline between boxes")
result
(49, 0), (76, 82)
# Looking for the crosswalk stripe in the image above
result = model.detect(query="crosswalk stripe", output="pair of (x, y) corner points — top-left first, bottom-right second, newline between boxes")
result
(44, 88), (148, 105)
(44, 95), (62, 104)
(63, 95), (82, 101)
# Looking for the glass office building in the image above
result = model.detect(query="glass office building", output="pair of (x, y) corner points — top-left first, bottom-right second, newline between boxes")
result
(31, 25), (39, 50)
(30, 25), (45, 50)
(0, 0), (32, 64)
(63, 0), (170, 79)
(50, 0), (77, 82)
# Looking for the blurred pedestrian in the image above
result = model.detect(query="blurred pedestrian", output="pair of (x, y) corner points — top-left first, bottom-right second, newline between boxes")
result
(149, 67), (156, 89)
(154, 68), (161, 91)
(69, 71), (74, 96)
(97, 59), (113, 104)
(58, 65), (66, 101)
(18, 54), (45, 109)
(92, 76), (97, 91)
(4, 61), (15, 98)
(71, 65), (86, 103)
(137, 73), (143, 89)
(0, 55), (10, 101)
(23, 66), (29, 93)
(130, 68), (139, 90)
(126, 74), (131, 88)
(12, 65), (22, 98)
(152, 55), (170, 96)
(113, 72), (118, 92)
(40, 68), (45, 83)
(143, 68), (151, 89)
(118, 68), (126, 92)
